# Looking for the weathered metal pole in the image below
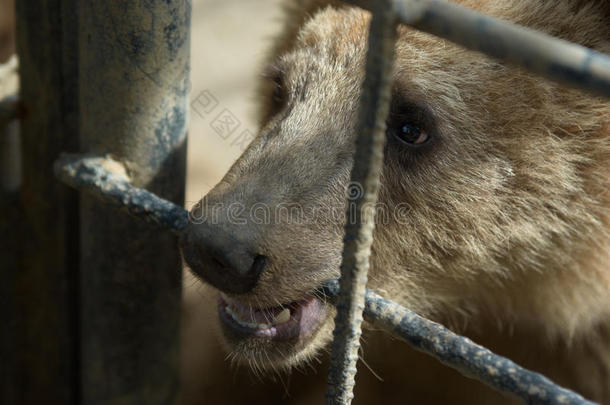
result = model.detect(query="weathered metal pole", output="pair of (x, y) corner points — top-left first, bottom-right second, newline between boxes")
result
(78, 1), (190, 403)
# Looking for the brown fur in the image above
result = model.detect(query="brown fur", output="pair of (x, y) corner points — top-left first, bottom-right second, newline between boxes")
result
(184, 1), (610, 403)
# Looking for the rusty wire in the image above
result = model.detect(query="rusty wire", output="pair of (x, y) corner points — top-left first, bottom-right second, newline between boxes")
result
(325, 1), (398, 404)
(54, 154), (189, 232)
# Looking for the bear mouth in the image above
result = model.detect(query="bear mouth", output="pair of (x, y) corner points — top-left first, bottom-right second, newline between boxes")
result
(217, 293), (327, 341)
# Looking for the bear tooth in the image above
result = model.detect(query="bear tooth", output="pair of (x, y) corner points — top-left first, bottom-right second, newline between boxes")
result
(224, 302), (274, 329)
(228, 309), (264, 329)
(273, 308), (291, 325)
(237, 318), (250, 328)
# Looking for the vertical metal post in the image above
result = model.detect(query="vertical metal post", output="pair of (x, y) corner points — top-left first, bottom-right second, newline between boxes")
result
(2, 0), (80, 403)
(326, 1), (397, 404)
(78, 1), (190, 403)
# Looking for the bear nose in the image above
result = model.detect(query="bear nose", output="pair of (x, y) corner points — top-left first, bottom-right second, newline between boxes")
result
(181, 223), (268, 294)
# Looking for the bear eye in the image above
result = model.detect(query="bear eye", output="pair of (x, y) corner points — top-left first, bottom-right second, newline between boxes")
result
(262, 63), (288, 122)
(272, 79), (284, 106)
(265, 66), (287, 113)
(391, 123), (429, 146)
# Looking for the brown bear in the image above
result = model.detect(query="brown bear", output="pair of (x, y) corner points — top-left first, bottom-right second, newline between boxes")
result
(181, 0), (610, 403)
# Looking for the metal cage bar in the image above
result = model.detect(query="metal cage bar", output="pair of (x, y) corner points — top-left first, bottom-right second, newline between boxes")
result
(76, 1), (190, 403)
(326, 1), (397, 403)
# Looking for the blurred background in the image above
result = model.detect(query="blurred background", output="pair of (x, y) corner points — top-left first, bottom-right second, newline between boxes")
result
(186, 0), (280, 205)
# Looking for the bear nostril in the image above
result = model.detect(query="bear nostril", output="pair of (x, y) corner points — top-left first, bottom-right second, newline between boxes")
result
(250, 255), (268, 278)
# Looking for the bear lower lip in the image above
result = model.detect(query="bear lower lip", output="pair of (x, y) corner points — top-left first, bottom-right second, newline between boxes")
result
(217, 294), (325, 340)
